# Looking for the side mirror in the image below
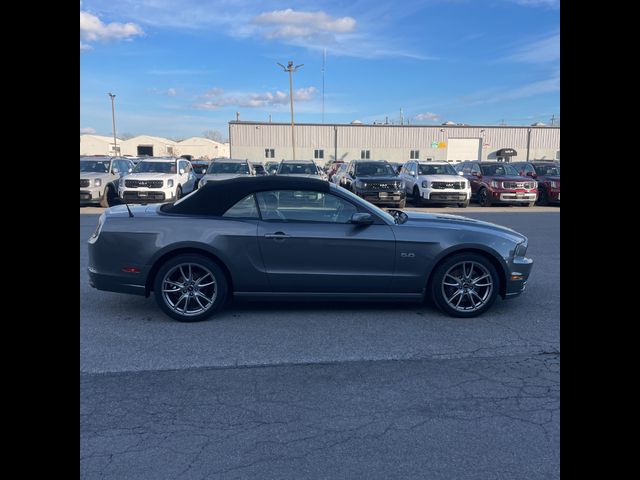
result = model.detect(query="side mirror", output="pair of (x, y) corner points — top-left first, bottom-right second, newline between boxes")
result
(410, 170), (416, 176)
(112, 168), (119, 174)
(457, 171), (464, 176)
(472, 172), (482, 178)
(351, 212), (374, 225)
(179, 168), (185, 175)
(128, 168), (133, 173)
(526, 171), (536, 178)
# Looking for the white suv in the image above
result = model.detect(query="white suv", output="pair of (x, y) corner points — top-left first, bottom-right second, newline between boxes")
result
(118, 157), (197, 204)
(400, 161), (471, 207)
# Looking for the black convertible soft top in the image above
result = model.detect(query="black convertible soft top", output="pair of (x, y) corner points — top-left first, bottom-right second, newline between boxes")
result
(161, 175), (331, 216)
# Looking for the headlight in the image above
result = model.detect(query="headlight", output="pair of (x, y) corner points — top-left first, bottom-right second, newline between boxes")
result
(550, 181), (558, 188)
(422, 180), (429, 188)
(491, 181), (499, 188)
(167, 179), (174, 188)
(395, 181), (405, 189)
(515, 241), (528, 257)
(94, 179), (102, 187)
(355, 180), (365, 189)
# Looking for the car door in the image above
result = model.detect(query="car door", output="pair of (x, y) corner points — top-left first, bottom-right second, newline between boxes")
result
(255, 190), (396, 293)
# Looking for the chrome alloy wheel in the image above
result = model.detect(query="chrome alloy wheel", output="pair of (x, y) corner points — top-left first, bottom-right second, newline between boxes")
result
(161, 263), (217, 317)
(441, 261), (493, 313)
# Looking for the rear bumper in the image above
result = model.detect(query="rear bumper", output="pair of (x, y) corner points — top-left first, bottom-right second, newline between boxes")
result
(503, 256), (534, 298)
(87, 268), (147, 296)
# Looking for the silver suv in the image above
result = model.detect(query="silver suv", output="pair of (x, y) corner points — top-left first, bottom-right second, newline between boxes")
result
(118, 157), (197, 204)
(198, 158), (257, 188)
(80, 156), (134, 207)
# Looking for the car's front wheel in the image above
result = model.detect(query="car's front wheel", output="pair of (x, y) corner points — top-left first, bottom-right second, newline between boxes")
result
(153, 254), (228, 322)
(478, 188), (492, 207)
(537, 189), (548, 206)
(430, 253), (499, 318)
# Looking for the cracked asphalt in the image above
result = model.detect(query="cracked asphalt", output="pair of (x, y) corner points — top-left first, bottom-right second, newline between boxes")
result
(80, 211), (559, 479)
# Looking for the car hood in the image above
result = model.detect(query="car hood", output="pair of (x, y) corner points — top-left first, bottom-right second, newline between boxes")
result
(201, 173), (248, 181)
(355, 176), (400, 182)
(278, 174), (322, 179)
(490, 175), (530, 182)
(125, 172), (175, 181)
(401, 211), (526, 242)
(419, 174), (467, 183)
(80, 172), (110, 180)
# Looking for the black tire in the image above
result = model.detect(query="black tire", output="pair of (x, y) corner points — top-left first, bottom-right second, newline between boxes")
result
(413, 186), (423, 206)
(153, 254), (229, 322)
(458, 201), (470, 208)
(536, 189), (549, 206)
(99, 186), (116, 208)
(176, 186), (183, 200)
(478, 188), (492, 207)
(430, 252), (500, 318)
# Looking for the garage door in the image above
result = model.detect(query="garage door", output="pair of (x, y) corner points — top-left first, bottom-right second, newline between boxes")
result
(446, 138), (481, 162)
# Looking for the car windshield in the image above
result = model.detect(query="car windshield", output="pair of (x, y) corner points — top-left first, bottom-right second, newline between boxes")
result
(355, 162), (396, 177)
(278, 163), (318, 175)
(418, 164), (457, 175)
(533, 164), (560, 176)
(480, 163), (519, 176)
(208, 162), (250, 174)
(80, 160), (110, 173)
(133, 161), (176, 174)
(254, 165), (266, 174)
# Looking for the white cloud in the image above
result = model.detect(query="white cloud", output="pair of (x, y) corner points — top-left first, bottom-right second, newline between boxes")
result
(414, 112), (440, 122)
(253, 9), (356, 40)
(80, 41), (93, 52)
(504, 33), (559, 63)
(510, 0), (559, 7)
(80, 127), (96, 134)
(194, 86), (318, 110)
(166, 88), (177, 96)
(80, 10), (143, 50)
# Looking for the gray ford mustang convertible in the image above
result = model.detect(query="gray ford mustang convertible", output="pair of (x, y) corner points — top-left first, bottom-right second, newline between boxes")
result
(88, 176), (533, 322)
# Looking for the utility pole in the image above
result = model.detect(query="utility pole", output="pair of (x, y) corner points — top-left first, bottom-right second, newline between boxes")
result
(108, 92), (118, 156)
(277, 60), (304, 160)
(322, 48), (326, 124)
(400, 108), (404, 125)
(550, 114), (557, 126)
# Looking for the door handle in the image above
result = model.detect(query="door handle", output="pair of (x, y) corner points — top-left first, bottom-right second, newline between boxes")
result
(264, 232), (289, 240)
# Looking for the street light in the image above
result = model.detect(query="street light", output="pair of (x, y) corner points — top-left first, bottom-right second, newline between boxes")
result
(108, 92), (118, 156)
(277, 61), (303, 161)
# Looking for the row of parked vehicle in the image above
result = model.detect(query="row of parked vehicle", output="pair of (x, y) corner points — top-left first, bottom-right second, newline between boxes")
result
(80, 156), (559, 208)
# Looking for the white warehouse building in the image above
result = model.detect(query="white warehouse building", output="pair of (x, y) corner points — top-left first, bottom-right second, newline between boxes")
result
(228, 121), (560, 165)
(80, 134), (230, 159)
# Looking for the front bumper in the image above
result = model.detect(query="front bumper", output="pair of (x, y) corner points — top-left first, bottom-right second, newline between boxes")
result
(503, 256), (534, 298)
(423, 189), (470, 203)
(80, 187), (103, 204)
(492, 190), (537, 203)
(119, 188), (174, 203)
(356, 190), (406, 205)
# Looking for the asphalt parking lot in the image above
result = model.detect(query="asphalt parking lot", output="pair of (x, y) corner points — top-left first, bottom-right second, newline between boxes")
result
(80, 208), (559, 479)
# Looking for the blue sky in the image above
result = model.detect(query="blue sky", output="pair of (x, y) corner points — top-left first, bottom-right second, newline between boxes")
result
(80, 0), (560, 140)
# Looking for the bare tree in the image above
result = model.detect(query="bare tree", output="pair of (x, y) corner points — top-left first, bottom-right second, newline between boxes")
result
(202, 130), (227, 143)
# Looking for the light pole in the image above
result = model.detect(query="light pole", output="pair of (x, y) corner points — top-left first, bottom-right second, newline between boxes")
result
(108, 92), (118, 156)
(277, 61), (303, 160)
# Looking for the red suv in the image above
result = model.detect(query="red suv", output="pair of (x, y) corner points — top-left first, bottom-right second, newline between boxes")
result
(455, 161), (538, 207)
(511, 161), (560, 206)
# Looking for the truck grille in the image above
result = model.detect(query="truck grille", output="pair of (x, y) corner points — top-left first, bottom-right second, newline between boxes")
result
(125, 179), (164, 188)
(80, 179), (90, 188)
(361, 181), (399, 190)
(431, 181), (465, 190)
(502, 181), (535, 189)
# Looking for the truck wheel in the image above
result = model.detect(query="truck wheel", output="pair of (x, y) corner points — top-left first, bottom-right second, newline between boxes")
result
(99, 186), (115, 208)
(478, 188), (492, 207)
(413, 186), (423, 206)
(537, 189), (549, 206)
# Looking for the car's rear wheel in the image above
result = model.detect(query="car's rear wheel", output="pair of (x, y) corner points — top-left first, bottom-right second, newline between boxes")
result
(478, 188), (492, 207)
(430, 253), (499, 318)
(153, 254), (228, 322)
